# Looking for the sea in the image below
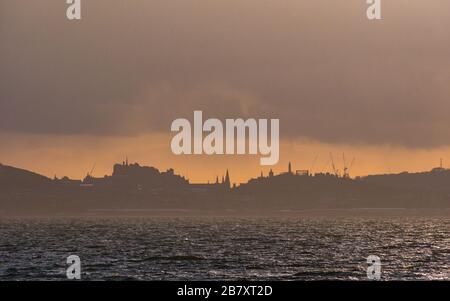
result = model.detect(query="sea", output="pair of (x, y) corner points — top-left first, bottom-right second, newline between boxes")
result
(0, 217), (448, 280)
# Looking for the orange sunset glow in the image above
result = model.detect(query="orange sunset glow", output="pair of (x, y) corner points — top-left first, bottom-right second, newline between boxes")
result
(1, 132), (449, 184)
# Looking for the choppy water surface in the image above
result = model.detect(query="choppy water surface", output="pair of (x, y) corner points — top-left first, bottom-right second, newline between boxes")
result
(0, 217), (448, 280)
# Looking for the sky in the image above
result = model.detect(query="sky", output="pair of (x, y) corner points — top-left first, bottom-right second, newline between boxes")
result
(1, 0), (450, 183)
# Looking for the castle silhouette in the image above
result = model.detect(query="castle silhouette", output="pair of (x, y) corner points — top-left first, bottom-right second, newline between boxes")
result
(1, 160), (450, 215)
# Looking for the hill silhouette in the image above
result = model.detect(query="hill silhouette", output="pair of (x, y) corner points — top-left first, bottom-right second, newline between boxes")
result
(0, 163), (52, 188)
(0, 161), (449, 216)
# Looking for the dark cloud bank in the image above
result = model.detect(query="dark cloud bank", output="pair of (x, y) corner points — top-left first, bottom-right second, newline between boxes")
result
(1, 0), (450, 148)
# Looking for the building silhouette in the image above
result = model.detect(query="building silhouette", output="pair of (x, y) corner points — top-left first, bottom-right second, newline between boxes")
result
(1, 159), (450, 215)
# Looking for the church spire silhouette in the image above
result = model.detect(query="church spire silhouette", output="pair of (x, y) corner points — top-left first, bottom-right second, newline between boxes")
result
(224, 169), (230, 189)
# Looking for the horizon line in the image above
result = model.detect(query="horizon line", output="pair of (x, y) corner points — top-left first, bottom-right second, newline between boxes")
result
(1, 160), (448, 185)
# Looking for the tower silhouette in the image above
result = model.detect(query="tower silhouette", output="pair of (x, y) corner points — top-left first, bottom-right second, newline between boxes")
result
(224, 170), (231, 189)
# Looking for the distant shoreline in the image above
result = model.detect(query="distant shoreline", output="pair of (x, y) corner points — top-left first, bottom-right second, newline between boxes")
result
(2, 208), (449, 218)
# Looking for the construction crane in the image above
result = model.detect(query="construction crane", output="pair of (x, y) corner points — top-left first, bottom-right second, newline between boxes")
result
(329, 152), (340, 177)
(349, 157), (356, 170)
(320, 156), (331, 173)
(310, 154), (319, 174)
(87, 163), (96, 177)
(342, 153), (347, 177)
(343, 155), (356, 179)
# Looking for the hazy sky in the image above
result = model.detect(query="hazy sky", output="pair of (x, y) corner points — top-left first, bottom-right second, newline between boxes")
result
(1, 0), (450, 183)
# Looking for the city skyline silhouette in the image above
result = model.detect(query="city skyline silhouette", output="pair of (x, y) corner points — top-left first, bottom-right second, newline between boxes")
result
(1, 158), (450, 216)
